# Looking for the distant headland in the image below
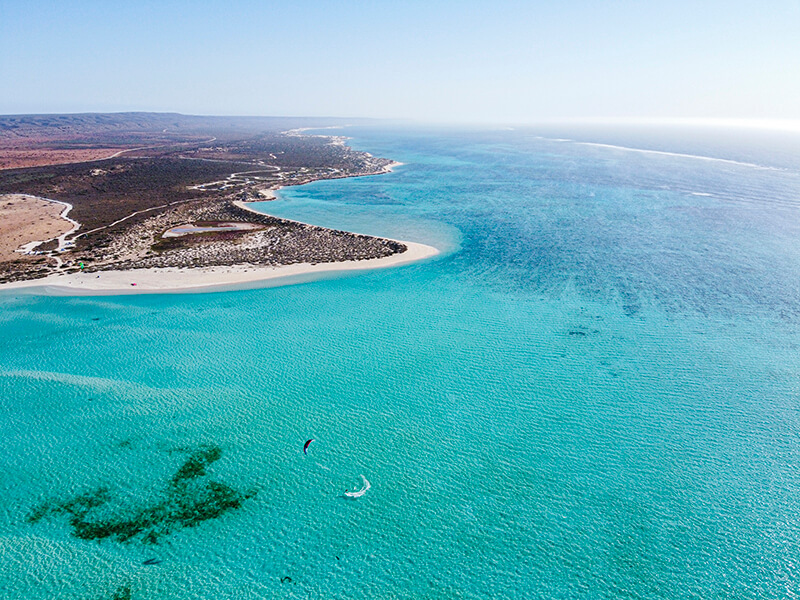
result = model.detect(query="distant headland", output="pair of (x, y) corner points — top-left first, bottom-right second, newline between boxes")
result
(0, 113), (436, 293)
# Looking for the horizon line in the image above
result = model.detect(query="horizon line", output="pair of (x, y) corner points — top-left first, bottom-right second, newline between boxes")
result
(1, 111), (800, 133)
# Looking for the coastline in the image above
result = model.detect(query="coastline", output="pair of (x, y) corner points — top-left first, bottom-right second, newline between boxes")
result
(233, 159), (402, 202)
(0, 123), (424, 295)
(0, 239), (439, 296)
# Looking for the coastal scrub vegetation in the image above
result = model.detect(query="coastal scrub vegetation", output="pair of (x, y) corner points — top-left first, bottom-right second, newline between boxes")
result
(0, 113), (398, 284)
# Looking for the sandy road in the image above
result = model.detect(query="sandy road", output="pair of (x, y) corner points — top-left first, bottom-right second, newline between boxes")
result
(0, 195), (76, 261)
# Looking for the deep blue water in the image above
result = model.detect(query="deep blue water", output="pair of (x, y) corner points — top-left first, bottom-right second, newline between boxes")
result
(1, 126), (799, 599)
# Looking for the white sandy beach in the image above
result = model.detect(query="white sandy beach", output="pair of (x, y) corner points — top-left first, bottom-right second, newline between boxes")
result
(0, 240), (439, 296)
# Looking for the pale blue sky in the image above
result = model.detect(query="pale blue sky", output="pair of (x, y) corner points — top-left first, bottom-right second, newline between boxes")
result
(1, 0), (799, 123)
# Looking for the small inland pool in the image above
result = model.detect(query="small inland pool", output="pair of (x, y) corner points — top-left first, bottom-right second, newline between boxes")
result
(162, 222), (264, 238)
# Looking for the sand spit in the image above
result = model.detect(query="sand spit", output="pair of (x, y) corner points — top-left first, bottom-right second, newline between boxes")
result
(0, 125), (420, 294)
(0, 240), (438, 295)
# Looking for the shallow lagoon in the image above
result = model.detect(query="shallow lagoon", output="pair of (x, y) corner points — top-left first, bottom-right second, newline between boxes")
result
(1, 126), (799, 599)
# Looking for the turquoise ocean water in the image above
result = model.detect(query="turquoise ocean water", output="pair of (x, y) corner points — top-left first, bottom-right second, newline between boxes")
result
(1, 126), (800, 599)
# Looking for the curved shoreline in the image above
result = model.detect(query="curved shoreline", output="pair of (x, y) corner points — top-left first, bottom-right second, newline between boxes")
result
(0, 129), (429, 295)
(0, 236), (439, 296)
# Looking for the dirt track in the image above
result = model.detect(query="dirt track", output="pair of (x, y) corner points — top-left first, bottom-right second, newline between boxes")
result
(0, 194), (73, 261)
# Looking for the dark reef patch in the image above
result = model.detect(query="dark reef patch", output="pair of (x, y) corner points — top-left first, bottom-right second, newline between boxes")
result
(111, 584), (132, 600)
(567, 325), (599, 337)
(171, 444), (222, 483)
(28, 444), (255, 544)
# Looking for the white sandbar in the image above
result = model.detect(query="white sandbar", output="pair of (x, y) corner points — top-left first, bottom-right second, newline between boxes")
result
(0, 240), (439, 296)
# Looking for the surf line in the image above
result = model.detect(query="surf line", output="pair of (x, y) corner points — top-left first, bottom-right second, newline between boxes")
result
(569, 140), (782, 171)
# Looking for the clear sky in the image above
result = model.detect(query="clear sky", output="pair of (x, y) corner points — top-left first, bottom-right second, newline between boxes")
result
(1, 0), (799, 124)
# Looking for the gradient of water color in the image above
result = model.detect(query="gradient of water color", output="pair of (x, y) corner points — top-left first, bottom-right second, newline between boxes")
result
(1, 126), (799, 599)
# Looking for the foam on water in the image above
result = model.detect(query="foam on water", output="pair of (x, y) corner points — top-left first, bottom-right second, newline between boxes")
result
(563, 139), (785, 171)
(344, 475), (370, 498)
(1, 126), (800, 599)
